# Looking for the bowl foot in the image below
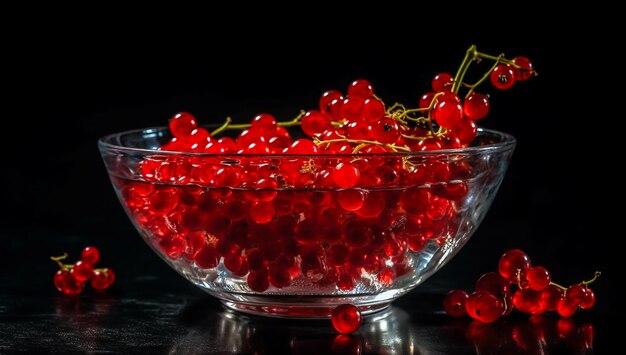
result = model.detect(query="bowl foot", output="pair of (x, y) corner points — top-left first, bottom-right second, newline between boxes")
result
(221, 300), (391, 319)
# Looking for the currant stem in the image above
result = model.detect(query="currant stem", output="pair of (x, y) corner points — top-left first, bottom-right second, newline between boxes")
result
(50, 253), (73, 270)
(210, 112), (306, 137)
(549, 271), (602, 291)
(315, 138), (410, 152)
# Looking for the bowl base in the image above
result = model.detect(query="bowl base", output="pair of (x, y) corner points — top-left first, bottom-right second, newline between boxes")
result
(220, 300), (390, 319)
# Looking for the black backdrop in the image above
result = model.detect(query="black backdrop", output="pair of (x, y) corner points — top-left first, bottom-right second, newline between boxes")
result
(2, 17), (617, 314)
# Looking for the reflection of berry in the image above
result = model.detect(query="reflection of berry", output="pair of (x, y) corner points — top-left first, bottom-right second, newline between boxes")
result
(445, 249), (600, 322)
(51, 247), (115, 295)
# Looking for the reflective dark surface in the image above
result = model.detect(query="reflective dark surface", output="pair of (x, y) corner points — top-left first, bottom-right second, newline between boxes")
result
(1, 229), (613, 353)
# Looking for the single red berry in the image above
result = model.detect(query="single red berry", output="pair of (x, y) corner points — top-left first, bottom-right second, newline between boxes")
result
(331, 304), (362, 334)
(432, 100), (464, 129)
(72, 260), (94, 282)
(247, 269), (270, 292)
(490, 65), (516, 90)
(432, 73), (454, 92)
(565, 284), (587, 305)
(557, 298), (577, 317)
(81, 246), (100, 265)
(301, 110), (328, 137)
(332, 163), (360, 188)
(443, 289), (469, 317)
(319, 90), (344, 114)
(91, 268), (116, 291)
(512, 56), (533, 81)
(169, 112), (197, 138)
(580, 288), (596, 310)
(525, 266), (551, 291)
(250, 113), (277, 132)
(362, 98), (385, 123)
(347, 79), (373, 99)
(465, 291), (503, 323)
(513, 288), (544, 314)
(498, 249), (531, 281)
(463, 92), (490, 120)
(54, 270), (84, 295)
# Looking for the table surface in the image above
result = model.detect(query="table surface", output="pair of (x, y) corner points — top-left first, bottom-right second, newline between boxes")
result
(1, 226), (614, 354)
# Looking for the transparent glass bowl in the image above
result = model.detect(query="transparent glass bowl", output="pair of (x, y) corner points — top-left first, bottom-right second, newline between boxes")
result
(99, 127), (515, 318)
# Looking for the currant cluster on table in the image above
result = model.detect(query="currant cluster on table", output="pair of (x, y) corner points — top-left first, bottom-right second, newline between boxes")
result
(114, 48), (533, 294)
(52, 246), (115, 295)
(444, 249), (599, 323)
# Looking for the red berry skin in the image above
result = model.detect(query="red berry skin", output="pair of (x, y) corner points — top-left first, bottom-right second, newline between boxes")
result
(54, 270), (84, 295)
(498, 249), (531, 281)
(81, 246), (100, 265)
(91, 268), (116, 291)
(347, 79), (373, 99)
(580, 288), (596, 310)
(465, 291), (503, 323)
(490, 65), (516, 90)
(539, 284), (563, 311)
(432, 73), (454, 92)
(475, 272), (510, 300)
(444, 289), (469, 317)
(557, 298), (577, 317)
(169, 112), (197, 138)
(513, 288), (544, 315)
(332, 163), (360, 188)
(463, 93), (490, 120)
(72, 260), (94, 282)
(525, 266), (551, 291)
(512, 56), (533, 81)
(432, 100), (464, 129)
(331, 304), (362, 334)
(566, 284), (587, 305)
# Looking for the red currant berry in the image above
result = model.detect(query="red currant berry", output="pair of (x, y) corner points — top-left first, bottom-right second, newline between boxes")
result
(557, 298), (577, 317)
(525, 266), (551, 291)
(55, 270), (85, 296)
(432, 100), (464, 129)
(362, 98), (385, 123)
(565, 284), (587, 305)
(319, 90), (344, 114)
(490, 65), (516, 90)
(348, 79), (373, 99)
(580, 288), (596, 310)
(498, 249), (531, 281)
(512, 56), (533, 81)
(332, 163), (360, 188)
(465, 291), (503, 323)
(463, 93), (490, 120)
(91, 268), (116, 291)
(301, 110), (328, 137)
(331, 304), (362, 334)
(475, 271), (510, 300)
(443, 289), (469, 317)
(372, 117), (400, 144)
(72, 260), (94, 282)
(432, 73), (454, 92)
(250, 113), (277, 132)
(169, 112), (197, 138)
(81, 246), (100, 265)
(247, 269), (270, 292)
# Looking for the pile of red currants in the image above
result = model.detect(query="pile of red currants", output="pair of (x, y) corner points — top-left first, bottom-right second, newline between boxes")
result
(444, 249), (599, 323)
(51, 246), (115, 295)
(113, 45), (534, 294)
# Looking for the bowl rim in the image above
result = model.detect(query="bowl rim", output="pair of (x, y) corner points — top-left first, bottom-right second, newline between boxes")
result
(98, 126), (516, 157)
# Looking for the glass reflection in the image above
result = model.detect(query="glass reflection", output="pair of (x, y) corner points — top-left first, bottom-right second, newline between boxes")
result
(172, 297), (595, 354)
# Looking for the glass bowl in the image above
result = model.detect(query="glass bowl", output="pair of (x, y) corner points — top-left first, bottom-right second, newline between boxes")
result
(98, 127), (515, 317)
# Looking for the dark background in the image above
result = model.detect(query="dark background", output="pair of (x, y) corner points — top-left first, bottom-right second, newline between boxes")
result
(1, 17), (619, 352)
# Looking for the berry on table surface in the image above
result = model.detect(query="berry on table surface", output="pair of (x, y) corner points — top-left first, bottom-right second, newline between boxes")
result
(331, 304), (362, 334)
(51, 247), (115, 295)
(444, 248), (600, 322)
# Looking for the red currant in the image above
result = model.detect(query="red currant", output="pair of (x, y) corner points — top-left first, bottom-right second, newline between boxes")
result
(465, 291), (503, 323)
(512, 56), (533, 81)
(463, 93), (490, 120)
(331, 304), (362, 333)
(525, 266), (551, 291)
(443, 289), (469, 317)
(72, 260), (94, 282)
(432, 73), (454, 92)
(490, 65), (516, 90)
(347, 79), (373, 99)
(81, 246), (100, 265)
(91, 268), (116, 291)
(169, 112), (197, 138)
(498, 249), (531, 281)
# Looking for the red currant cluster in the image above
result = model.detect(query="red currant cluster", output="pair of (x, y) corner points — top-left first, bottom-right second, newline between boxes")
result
(444, 249), (599, 323)
(51, 246), (115, 295)
(113, 45), (532, 294)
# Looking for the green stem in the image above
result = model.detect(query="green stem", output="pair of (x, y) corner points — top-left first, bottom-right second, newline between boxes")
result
(452, 45), (477, 93)
(50, 253), (70, 270)
(210, 112), (305, 137)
